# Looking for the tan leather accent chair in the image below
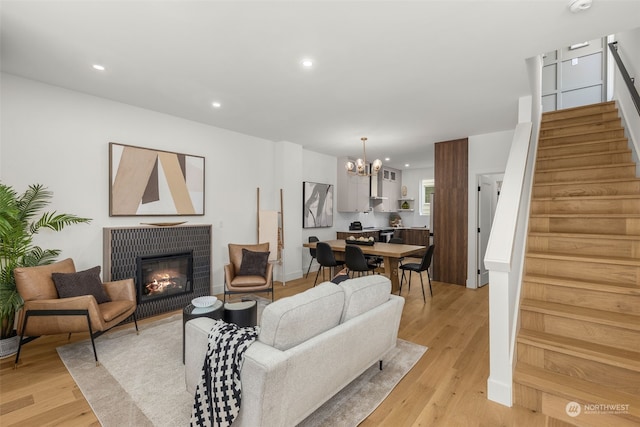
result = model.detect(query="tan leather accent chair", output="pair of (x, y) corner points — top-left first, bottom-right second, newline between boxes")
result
(224, 243), (274, 302)
(13, 258), (138, 366)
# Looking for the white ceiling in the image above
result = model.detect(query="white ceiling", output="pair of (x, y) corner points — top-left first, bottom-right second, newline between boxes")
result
(2, 0), (639, 169)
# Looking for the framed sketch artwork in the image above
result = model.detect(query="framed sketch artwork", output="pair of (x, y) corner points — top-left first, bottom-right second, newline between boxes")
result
(303, 181), (334, 228)
(109, 143), (205, 216)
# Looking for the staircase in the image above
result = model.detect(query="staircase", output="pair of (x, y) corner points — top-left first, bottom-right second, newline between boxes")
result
(513, 101), (640, 426)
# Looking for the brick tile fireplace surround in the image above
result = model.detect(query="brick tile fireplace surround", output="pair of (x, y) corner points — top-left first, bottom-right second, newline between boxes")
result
(103, 225), (211, 319)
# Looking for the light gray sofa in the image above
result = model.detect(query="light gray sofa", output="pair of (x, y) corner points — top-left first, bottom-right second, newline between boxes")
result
(185, 274), (404, 426)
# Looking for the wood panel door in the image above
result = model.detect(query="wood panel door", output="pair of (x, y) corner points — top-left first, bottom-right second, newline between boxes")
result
(433, 138), (468, 286)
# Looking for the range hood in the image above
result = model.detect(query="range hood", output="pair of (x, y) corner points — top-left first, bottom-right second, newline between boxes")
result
(370, 173), (387, 199)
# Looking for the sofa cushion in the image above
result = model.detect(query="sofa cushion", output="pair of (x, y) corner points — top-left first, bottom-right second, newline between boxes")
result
(259, 282), (345, 351)
(339, 275), (391, 322)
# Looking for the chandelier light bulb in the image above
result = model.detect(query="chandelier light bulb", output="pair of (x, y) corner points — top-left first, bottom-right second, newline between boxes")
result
(372, 158), (383, 173)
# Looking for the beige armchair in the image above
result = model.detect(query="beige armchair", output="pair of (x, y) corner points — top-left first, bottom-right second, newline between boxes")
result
(13, 258), (138, 366)
(224, 243), (274, 302)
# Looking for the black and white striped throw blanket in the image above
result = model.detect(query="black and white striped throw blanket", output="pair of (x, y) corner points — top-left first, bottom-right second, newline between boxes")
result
(190, 320), (259, 427)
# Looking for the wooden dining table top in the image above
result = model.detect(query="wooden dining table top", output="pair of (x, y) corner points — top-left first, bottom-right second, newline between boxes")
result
(304, 239), (425, 258)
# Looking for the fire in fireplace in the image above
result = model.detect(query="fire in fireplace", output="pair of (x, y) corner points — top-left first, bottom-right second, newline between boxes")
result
(136, 251), (194, 303)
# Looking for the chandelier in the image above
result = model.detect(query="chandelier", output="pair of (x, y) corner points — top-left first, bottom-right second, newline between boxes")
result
(345, 137), (382, 176)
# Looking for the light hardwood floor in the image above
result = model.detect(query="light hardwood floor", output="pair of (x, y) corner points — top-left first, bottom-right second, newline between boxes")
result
(0, 273), (545, 426)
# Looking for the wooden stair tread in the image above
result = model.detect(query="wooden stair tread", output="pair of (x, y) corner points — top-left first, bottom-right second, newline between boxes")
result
(536, 149), (630, 162)
(514, 363), (640, 418)
(533, 177), (640, 188)
(532, 194), (640, 202)
(541, 115), (621, 131)
(523, 273), (640, 295)
(520, 298), (640, 331)
(518, 329), (640, 371)
(543, 101), (617, 112)
(530, 213), (640, 218)
(527, 250), (640, 266)
(542, 102), (617, 119)
(527, 231), (640, 241)
(535, 162), (635, 173)
(541, 118), (622, 133)
(540, 129), (624, 141)
(538, 138), (627, 151)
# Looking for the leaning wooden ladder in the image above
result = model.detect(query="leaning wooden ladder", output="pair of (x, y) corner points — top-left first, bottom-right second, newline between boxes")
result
(257, 188), (285, 286)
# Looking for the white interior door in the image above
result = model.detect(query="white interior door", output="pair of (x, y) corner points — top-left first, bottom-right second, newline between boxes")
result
(542, 37), (606, 112)
(477, 174), (497, 287)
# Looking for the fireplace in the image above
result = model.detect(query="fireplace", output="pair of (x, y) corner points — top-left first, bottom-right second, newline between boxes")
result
(104, 225), (211, 319)
(136, 251), (194, 304)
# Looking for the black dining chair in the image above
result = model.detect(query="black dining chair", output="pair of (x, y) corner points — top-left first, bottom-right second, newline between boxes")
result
(314, 242), (346, 286)
(399, 244), (435, 303)
(305, 236), (319, 278)
(345, 244), (377, 277)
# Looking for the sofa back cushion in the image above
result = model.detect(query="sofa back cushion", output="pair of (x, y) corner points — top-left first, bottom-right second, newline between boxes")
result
(259, 282), (345, 351)
(339, 274), (391, 322)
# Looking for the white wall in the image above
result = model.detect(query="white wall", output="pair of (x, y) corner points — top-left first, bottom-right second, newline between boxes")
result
(613, 27), (640, 163)
(0, 73), (289, 294)
(467, 130), (514, 288)
(300, 150), (338, 277)
(615, 27), (640, 86)
(399, 167), (433, 228)
(274, 140), (303, 283)
(1, 73), (532, 299)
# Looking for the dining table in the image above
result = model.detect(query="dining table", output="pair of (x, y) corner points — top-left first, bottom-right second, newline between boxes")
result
(303, 239), (426, 293)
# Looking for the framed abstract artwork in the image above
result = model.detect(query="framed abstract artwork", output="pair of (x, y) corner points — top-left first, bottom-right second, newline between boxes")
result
(303, 181), (334, 228)
(109, 143), (205, 216)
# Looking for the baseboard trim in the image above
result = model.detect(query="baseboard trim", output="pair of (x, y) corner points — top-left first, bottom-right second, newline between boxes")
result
(488, 377), (513, 407)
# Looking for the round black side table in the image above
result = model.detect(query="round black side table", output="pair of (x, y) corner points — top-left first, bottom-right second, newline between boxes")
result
(223, 300), (258, 327)
(182, 299), (223, 363)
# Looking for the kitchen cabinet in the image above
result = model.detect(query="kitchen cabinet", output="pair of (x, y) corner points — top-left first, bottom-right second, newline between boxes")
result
(382, 168), (398, 182)
(337, 157), (371, 212)
(393, 228), (430, 256)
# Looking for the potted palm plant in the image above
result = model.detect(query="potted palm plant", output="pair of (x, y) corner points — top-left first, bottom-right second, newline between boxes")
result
(0, 183), (91, 356)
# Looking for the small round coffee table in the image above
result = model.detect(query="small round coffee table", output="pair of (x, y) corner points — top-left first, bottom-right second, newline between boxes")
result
(182, 299), (223, 363)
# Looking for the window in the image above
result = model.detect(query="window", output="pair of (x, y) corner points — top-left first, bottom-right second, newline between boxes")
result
(420, 179), (435, 216)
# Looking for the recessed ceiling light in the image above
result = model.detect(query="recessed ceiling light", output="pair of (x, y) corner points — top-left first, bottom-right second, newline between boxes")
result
(212, 102), (221, 108)
(385, 157), (390, 162)
(92, 64), (105, 71)
(405, 163), (410, 168)
(301, 59), (313, 68)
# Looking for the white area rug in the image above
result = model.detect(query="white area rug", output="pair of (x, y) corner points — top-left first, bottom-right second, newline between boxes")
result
(57, 314), (426, 427)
